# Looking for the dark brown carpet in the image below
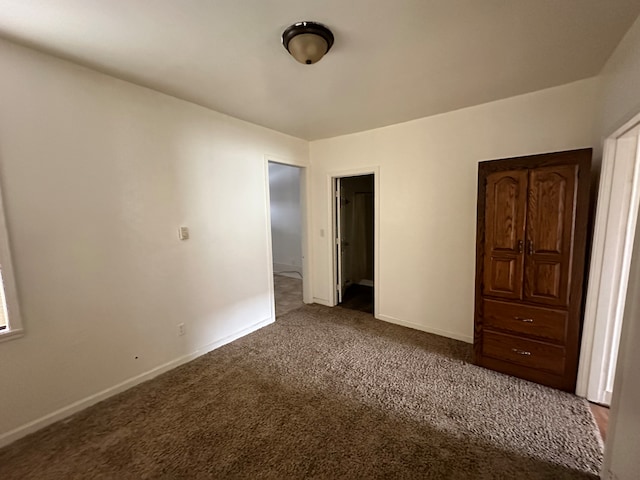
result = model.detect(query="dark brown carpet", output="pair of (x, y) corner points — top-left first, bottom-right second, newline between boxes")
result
(0, 305), (602, 479)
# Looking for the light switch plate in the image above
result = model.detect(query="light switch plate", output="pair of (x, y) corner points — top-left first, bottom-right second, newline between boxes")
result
(178, 226), (189, 240)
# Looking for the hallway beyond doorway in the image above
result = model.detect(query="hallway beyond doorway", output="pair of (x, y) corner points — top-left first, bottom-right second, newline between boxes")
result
(273, 274), (303, 317)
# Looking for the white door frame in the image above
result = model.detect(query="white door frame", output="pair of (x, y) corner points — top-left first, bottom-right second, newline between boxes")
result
(335, 177), (344, 304)
(264, 155), (313, 321)
(329, 166), (380, 317)
(577, 112), (640, 403)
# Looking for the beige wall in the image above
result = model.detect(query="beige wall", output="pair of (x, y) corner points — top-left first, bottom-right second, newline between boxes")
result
(604, 205), (640, 480)
(0, 38), (308, 444)
(596, 15), (640, 480)
(309, 78), (598, 342)
(597, 16), (640, 143)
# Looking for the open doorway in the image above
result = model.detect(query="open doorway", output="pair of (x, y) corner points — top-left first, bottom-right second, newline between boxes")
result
(578, 112), (640, 406)
(334, 174), (375, 315)
(268, 161), (304, 317)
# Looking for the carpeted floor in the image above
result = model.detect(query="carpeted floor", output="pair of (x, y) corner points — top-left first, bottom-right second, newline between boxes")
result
(0, 305), (603, 479)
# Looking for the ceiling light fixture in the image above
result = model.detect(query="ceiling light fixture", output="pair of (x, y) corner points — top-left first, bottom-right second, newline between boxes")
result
(282, 21), (334, 65)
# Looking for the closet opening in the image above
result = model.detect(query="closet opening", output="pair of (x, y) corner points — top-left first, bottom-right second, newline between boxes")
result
(333, 174), (375, 315)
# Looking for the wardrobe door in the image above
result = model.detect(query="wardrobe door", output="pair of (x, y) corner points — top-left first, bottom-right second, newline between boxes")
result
(483, 170), (528, 300)
(524, 165), (578, 306)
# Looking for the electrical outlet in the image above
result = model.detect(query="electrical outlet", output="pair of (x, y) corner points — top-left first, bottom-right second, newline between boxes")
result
(178, 323), (186, 336)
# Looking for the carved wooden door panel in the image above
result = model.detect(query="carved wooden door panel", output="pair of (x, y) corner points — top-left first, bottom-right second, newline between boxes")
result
(524, 165), (577, 306)
(483, 170), (528, 300)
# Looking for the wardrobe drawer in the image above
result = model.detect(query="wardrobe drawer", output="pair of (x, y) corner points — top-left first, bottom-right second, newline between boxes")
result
(483, 299), (567, 343)
(482, 331), (565, 376)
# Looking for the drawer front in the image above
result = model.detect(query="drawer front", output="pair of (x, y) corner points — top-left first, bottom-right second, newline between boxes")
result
(483, 299), (567, 343)
(482, 331), (566, 376)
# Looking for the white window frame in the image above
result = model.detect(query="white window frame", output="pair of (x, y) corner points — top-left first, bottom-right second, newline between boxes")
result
(0, 181), (23, 343)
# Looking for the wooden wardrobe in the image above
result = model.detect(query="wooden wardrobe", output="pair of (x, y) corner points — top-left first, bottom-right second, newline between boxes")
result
(474, 149), (591, 392)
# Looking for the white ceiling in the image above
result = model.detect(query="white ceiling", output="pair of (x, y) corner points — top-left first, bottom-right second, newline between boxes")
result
(1, 1), (639, 140)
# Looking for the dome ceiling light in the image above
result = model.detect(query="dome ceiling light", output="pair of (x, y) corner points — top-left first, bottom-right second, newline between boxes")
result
(282, 21), (334, 65)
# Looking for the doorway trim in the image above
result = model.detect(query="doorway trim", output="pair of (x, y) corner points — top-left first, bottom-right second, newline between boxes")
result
(577, 111), (640, 402)
(264, 155), (313, 321)
(328, 166), (380, 317)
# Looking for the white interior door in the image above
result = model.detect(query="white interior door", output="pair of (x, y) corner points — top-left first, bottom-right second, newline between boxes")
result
(579, 120), (640, 404)
(335, 178), (345, 303)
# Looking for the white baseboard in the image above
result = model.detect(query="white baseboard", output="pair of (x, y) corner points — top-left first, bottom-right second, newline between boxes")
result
(376, 314), (473, 344)
(603, 390), (613, 406)
(274, 272), (302, 279)
(306, 302), (471, 345)
(313, 297), (332, 307)
(273, 263), (302, 279)
(0, 316), (274, 449)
